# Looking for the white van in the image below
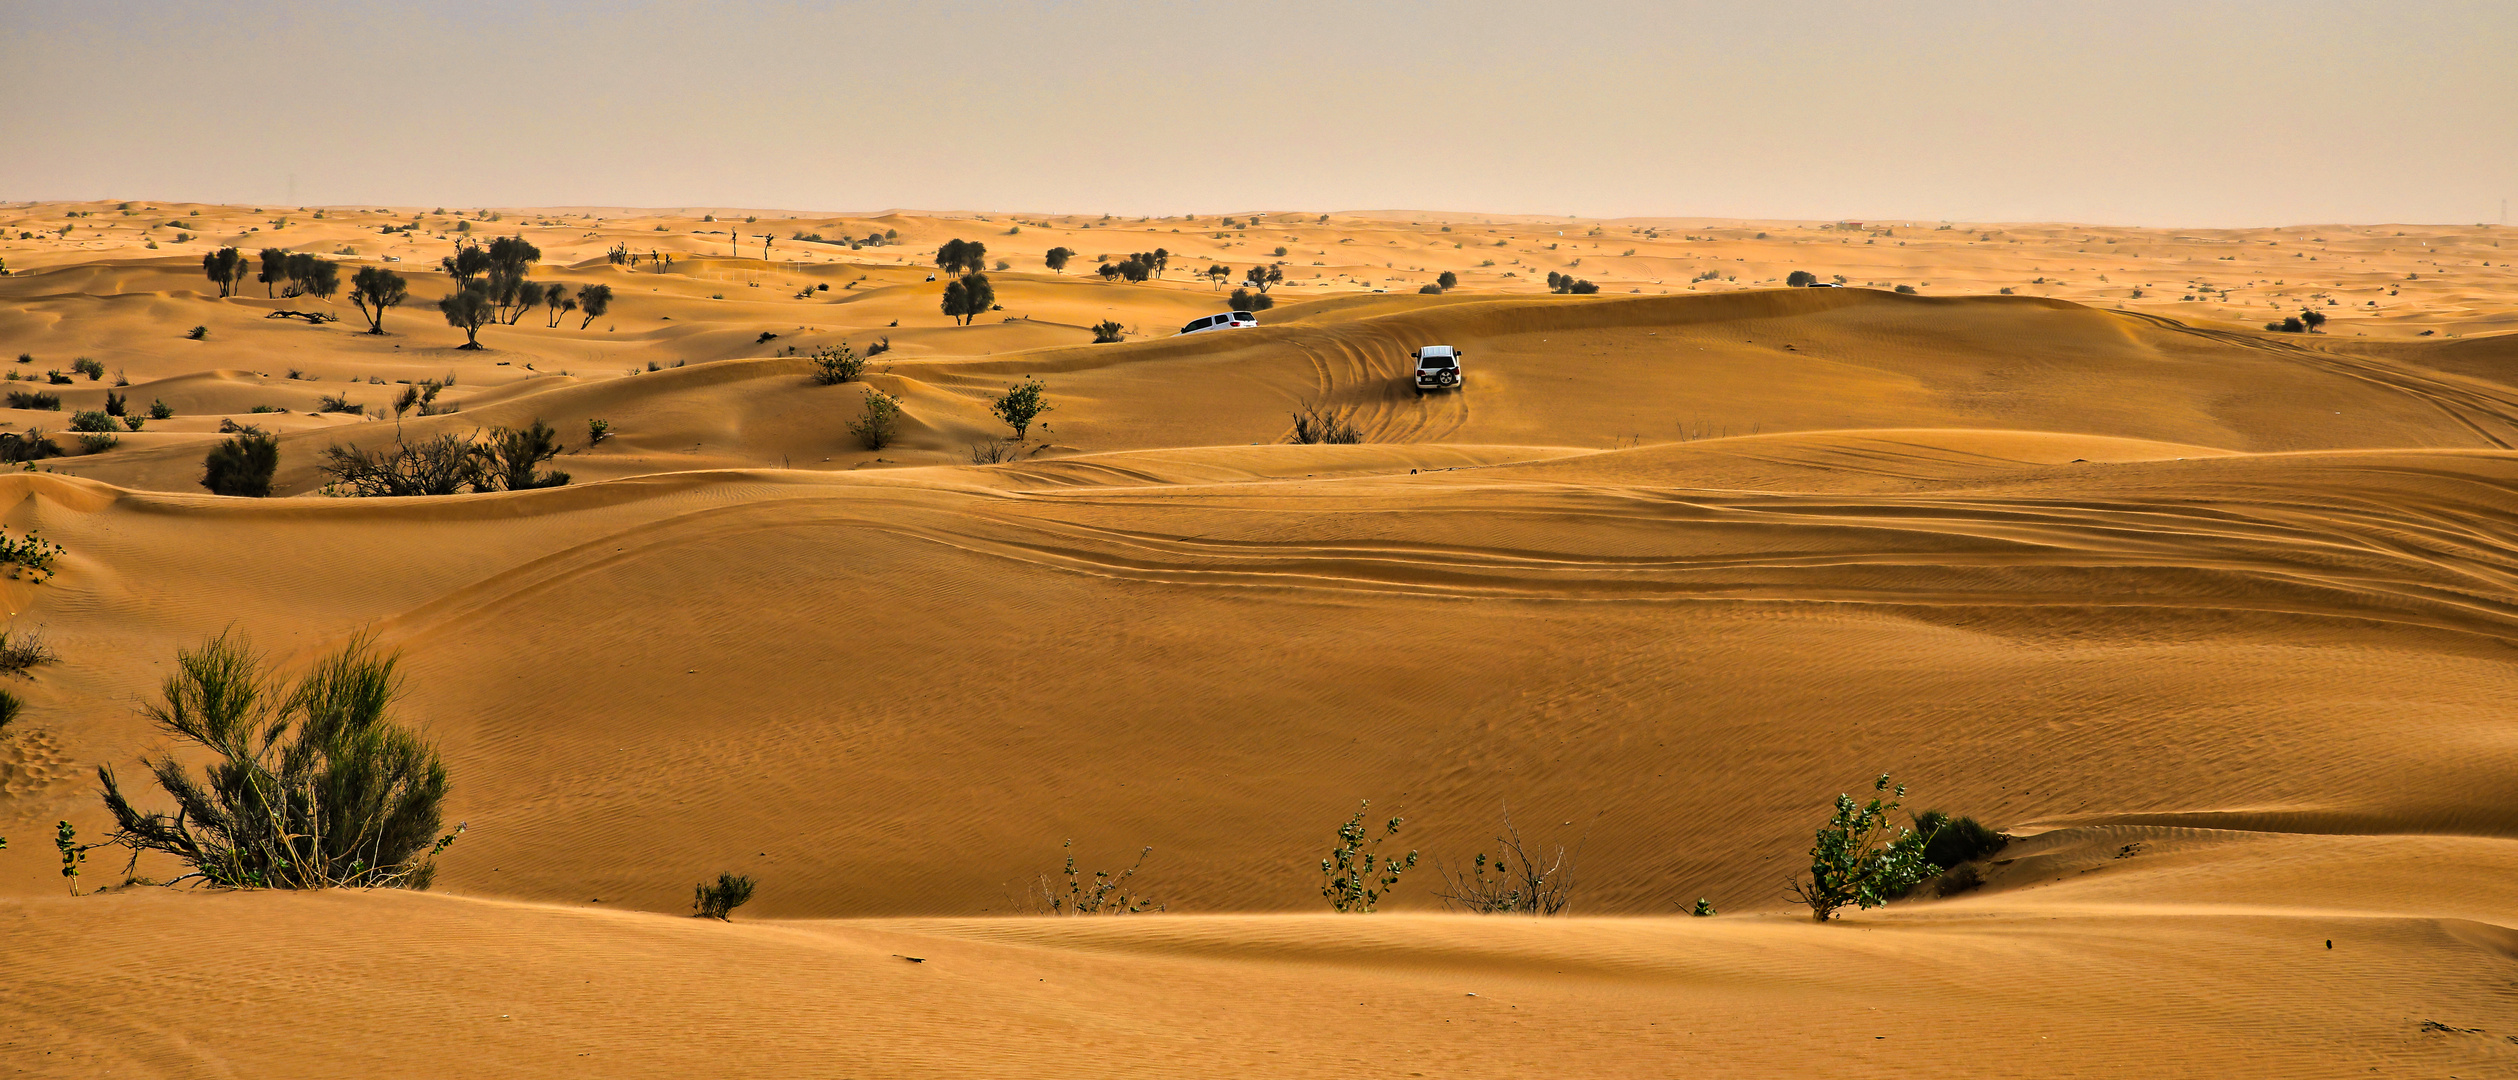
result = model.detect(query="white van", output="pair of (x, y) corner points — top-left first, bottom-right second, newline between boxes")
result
(1179, 310), (1258, 336)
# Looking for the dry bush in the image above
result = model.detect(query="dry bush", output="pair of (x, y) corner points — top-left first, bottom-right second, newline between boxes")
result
(0, 625), (58, 675)
(1026, 839), (1162, 914)
(968, 437), (1023, 465)
(693, 872), (755, 919)
(1435, 805), (1582, 915)
(1288, 401), (1362, 445)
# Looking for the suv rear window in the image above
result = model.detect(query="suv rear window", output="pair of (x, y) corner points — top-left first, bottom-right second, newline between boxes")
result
(1420, 357), (1455, 368)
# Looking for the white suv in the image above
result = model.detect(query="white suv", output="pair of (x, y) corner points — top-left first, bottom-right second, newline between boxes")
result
(1179, 310), (1258, 335)
(1410, 346), (1463, 393)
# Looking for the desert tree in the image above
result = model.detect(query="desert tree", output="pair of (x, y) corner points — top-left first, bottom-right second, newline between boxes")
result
(1044, 246), (1073, 273)
(438, 241), (490, 288)
(94, 632), (461, 890)
(1436, 270), (1458, 291)
(1205, 264), (1231, 289)
(349, 267), (408, 335)
(941, 272), (995, 326)
(201, 247), (247, 297)
(1148, 247), (1170, 278)
(936, 238), (988, 276)
(2301, 308), (2327, 332)
(989, 375), (1051, 438)
(693, 873), (756, 919)
(438, 285), (495, 349)
(1096, 263), (1124, 282)
(1785, 774), (1941, 922)
(575, 283), (613, 329)
(257, 248), (292, 297)
(1242, 263), (1283, 293)
(292, 255), (340, 302)
(1786, 270), (1818, 287)
(482, 236), (542, 324)
(201, 432), (280, 497)
(541, 282), (575, 327)
(849, 388), (902, 449)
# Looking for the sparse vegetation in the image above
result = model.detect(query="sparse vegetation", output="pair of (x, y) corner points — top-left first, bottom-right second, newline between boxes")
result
(1288, 401), (1362, 444)
(95, 633), (463, 889)
(1321, 800), (1418, 913)
(808, 343), (866, 385)
(1435, 806), (1580, 915)
(1090, 320), (1126, 344)
(586, 418), (611, 445)
(0, 625), (59, 673)
(692, 872), (756, 920)
(202, 433), (280, 497)
(1026, 839), (1162, 914)
(1785, 774), (1941, 922)
(849, 389), (902, 450)
(989, 377), (1051, 439)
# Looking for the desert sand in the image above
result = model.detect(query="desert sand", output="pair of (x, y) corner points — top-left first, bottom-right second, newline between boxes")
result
(3, 201), (2518, 1077)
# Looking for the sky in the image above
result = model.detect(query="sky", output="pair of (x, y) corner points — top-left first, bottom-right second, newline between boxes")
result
(2, 0), (2513, 226)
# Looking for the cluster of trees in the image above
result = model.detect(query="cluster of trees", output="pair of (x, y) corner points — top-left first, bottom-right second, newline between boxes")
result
(1418, 271), (1459, 295)
(2265, 308), (2328, 333)
(1096, 249), (1172, 282)
(1545, 272), (1599, 294)
(435, 237), (611, 348)
(1786, 270), (1820, 287)
(941, 273), (995, 325)
(199, 248), (251, 296)
(935, 239), (989, 275)
(255, 249), (340, 300)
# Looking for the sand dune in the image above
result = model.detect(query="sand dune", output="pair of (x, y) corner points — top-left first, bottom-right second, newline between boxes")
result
(3, 204), (2517, 1076)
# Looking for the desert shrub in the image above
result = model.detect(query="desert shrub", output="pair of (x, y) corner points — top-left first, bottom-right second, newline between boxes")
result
(69, 410), (117, 433)
(808, 343), (866, 385)
(187, 325), (207, 340)
(1027, 839), (1163, 914)
(692, 872), (755, 919)
(0, 687), (17, 738)
(990, 377), (1051, 439)
(1786, 270), (1818, 287)
(1418, 284), (1443, 294)
(104, 390), (127, 417)
(1910, 810), (2007, 870)
(1999, 287), (2015, 294)
(71, 358), (105, 381)
(756, 331), (779, 344)
(1785, 774), (1940, 922)
(1090, 320), (1125, 343)
(1894, 284), (1918, 294)
(7, 391), (59, 410)
(1321, 800), (1417, 913)
(0, 625), (58, 672)
(586, 418), (611, 445)
(865, 337), (891, 357)
(77, 432), (118, 453)
(849, 389), (902, 450)
(140, 397), (168, 421)
(1435, 806), (1579, 915)
(1288, 402), (1362, 445)
(481, 419), (569, 491)
(96, 633), (462, 889)
(968, 437), (1022, 464)
(1690, 897), (1717, 916)
(121, 415), (144, 432)
(1227, 287), (1275, 311)
(250, 404), (285, 414)
(316, 393), (363, 415)
(1436, 271), (1457, 290)
(46, 371), (72, 386)
(0, 432), (59, 463)
(319, 431), (486, 496)
(202, 433), (280, 497)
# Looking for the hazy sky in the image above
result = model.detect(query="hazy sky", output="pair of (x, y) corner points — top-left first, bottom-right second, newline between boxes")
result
(4, 0), (2512, 226)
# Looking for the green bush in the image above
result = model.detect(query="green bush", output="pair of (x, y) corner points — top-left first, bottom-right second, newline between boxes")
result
(1786, 270), (1818, 287)
(69, 410), (117, 433)
(96, 633), (462, 889)
(1321, 800), (1417, 913)
(71, 358), (105, 381)
(202, 433), (281, 497)
(7, 391), (60, 410)
(808, 343), (866, 385)
(989, 377), (1051, 439)
(692, 872), (755, 919)
(1090, 320), (1125, 344)
(1911, 810), (2007, 870)
(849, 389), (902, 450)
(1785, 774), (1939, 922)
(481, 419), (569, 491)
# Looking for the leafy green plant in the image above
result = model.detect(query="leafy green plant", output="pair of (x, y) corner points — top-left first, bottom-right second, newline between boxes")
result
(1321, 800), (1418, 913)
(0, 529), (64, 582)
(95, 633), (462, 889)
(990, 377), (1051, 439)
(808, 343), (866, 385)
(69, 410), (117, 433)
(849, 389), (902, 450)
(71, 358), (105, 381)
(1690, 897), (1717, 917)
(57, 820), (85, 895)
(1028, 839), (1162, 914)
(1785, 774), (1941, 922)
(77, 432), (117, 453)
(586, 418), (611, 446)
(692, 872), (755, 920)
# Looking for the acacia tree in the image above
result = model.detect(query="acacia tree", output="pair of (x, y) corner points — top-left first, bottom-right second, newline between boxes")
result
(257, 248), (291, 297)
(1786, 270), (1818, 287)
(201, 247), (247, 297)
(348, 267), (408, 334)
(575, 283), (612, 329)
(439, 241), (490, 288)
(1243, 264), (1283, 293)
(941, 272), (995, 325)
(288, 254), (339, 302)
(1206, 264), (1231, 289)
(483, 236), (541, 324)
(542, 282), (575, 327)
(936, 239), (988, 276)
(1044, 247), (1073, 273)
(1436, 271), (1458, 291)
(439, 285), (495, 349)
